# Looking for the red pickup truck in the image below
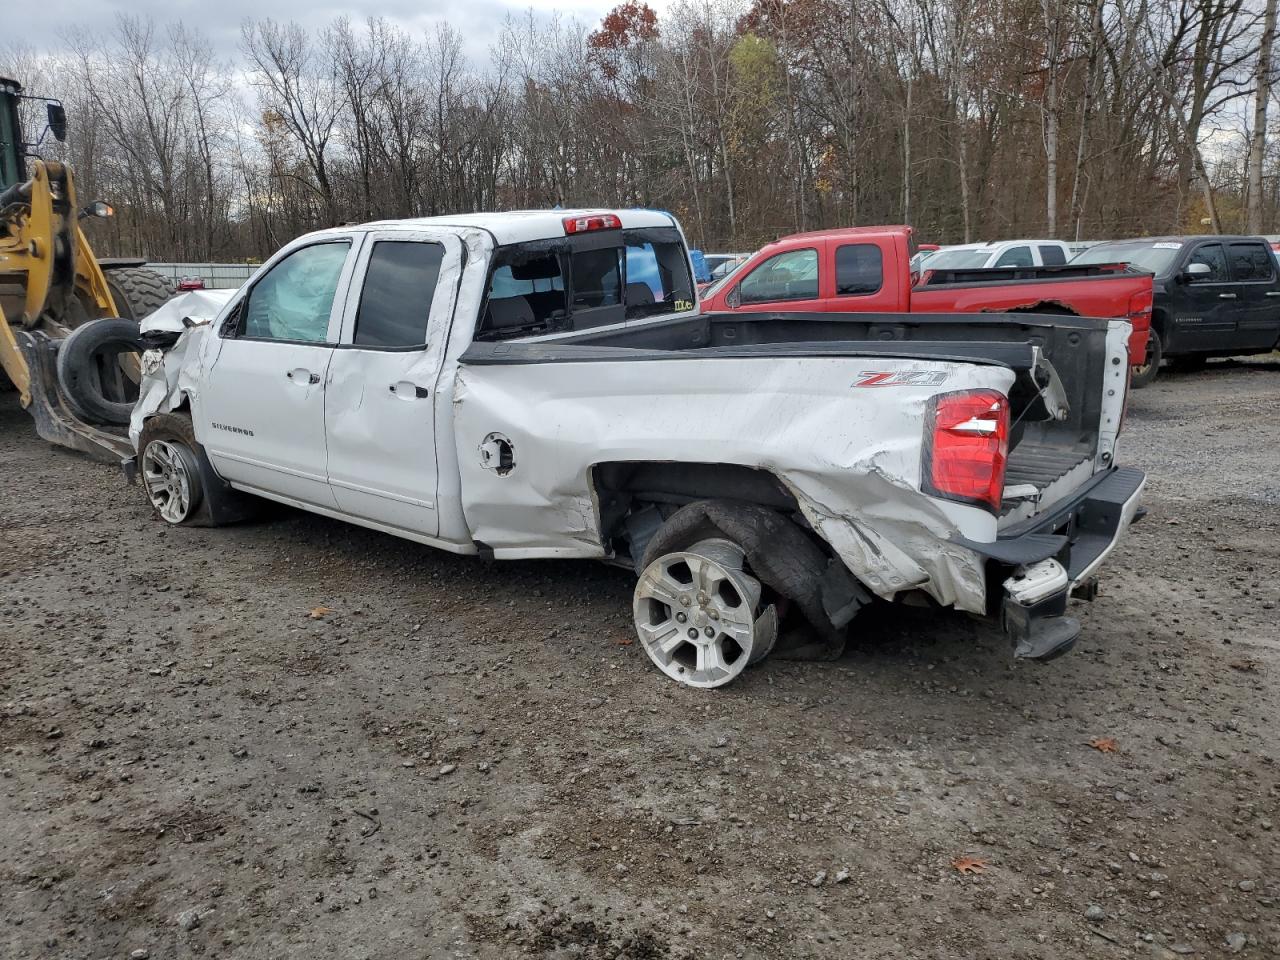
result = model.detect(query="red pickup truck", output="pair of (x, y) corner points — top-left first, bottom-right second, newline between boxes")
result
(699, 225), (1154, 374)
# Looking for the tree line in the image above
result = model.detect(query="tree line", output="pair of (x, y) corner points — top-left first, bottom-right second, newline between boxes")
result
(4, 0), (1279, 262)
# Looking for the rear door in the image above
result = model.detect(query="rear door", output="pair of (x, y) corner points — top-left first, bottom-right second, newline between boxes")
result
(323, 230), (464, 536)
(827, 240), (895, 311)
(199, 237), (357, 507)
(1175, 240), (1235, 352)
(1225, 239), (1280, 351)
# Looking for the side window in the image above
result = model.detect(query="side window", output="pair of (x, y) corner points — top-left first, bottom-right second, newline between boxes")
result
(835, 243), (883, 296)
(1188, 242), (1228, 282)
(353, 241), (444, 348)
(1228, 241), (1274, 282)
(994, 246), (1033, 268)
(737, 248), (819, 304)
(241, 242), (350, 343)
(1038, 245), (1067, 265)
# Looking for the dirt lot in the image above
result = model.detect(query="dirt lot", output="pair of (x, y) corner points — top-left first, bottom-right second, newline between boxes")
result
(2, 359), (1278, 960)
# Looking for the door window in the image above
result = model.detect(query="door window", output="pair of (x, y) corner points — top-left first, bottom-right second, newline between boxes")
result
(1187, 242), (1228, 282)
(737, 248), (819, 304)
(1227, 241), (1275, 282)
(241, 242), (351, 342)
(353, 241), (445, 348)
(1038, 245), (1067, 265)
(835, 243), (883, 296)
(993, 246), (1033, 267)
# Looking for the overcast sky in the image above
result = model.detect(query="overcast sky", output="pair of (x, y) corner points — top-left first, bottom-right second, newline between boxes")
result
(20, 0), (666, 64)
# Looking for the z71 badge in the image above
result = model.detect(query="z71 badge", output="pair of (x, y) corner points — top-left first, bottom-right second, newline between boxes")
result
(854, 370), (949, 388)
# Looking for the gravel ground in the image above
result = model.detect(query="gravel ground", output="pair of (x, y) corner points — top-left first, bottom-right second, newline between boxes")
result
(1, 358), (1278, 960)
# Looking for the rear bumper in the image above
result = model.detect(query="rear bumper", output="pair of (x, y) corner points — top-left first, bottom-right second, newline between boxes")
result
(957, 466), (1146, 659)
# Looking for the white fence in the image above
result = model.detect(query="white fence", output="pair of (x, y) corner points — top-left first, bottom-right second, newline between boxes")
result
(145, 262), (258, 290)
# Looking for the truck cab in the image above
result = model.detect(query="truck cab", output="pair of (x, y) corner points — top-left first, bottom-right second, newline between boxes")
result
(1072, 236), (1280, 380)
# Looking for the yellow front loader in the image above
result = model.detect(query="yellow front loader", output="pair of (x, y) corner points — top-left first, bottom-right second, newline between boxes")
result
(1, 76), (174, 462)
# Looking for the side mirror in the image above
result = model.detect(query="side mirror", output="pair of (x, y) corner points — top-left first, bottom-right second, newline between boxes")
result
(46, 103), (67, 143)
(726, 284), (741, 308)
(79, 200), (114, 220)
(1184, 261), (1212, 281)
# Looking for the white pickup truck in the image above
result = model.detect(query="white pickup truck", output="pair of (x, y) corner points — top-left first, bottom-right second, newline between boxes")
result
(127, 209), (1145, 688)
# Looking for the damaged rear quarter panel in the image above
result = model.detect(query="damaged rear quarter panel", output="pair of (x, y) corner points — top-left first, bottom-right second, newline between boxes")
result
(453, 354), (1013, 612)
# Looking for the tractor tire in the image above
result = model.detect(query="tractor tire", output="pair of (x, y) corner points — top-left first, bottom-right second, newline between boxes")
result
(103, 267), (174, 323)
(56, 317), (141, 426)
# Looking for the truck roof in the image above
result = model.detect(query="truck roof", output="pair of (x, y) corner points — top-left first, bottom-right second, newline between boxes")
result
(773, 224), (912, 243)
(1091, 235), (1269, 245)
(356, 208), (678, 245)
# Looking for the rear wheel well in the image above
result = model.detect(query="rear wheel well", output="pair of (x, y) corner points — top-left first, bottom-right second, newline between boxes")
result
(1004, 300), (1080, 316)
(592, 461), (806, 564)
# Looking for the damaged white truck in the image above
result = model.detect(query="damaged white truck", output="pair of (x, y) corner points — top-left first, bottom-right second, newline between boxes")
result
(127, 209), (1145, 688)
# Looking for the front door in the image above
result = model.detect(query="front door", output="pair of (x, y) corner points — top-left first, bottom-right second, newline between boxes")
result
(726, 244), (827, 312)
(324, 231), (463, 535)
(198, 238), (357, 507)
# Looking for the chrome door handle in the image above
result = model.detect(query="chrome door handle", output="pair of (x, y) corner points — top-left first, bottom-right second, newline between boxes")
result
(390, 381), (429, 399)
(287, 369), (321, 385)
(1218, 293), (1237, 299)
(1266, 291), (1280, 297)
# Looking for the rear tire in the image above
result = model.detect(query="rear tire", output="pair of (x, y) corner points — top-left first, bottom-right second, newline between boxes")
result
(103, 267), (174, 322)
(1130, 328), (1162, 388)
(56, 316), (141, 425)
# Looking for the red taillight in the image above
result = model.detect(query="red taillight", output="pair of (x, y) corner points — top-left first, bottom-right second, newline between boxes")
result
(563, 213), (621, 234)
(924, 389), (1009, 512)
(1126, 289), (1153, 358)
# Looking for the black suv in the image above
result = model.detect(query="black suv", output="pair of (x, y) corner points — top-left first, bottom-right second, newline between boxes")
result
(1073, 236), (1280, 385)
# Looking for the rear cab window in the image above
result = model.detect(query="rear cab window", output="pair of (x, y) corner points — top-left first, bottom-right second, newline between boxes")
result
(477, 225), (692, 341)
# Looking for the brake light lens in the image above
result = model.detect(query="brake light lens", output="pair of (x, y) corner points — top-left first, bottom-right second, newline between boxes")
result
(924, 389), (1010, 512)
(563, 213), (621, 234)
(1127, 289), (1153, 357)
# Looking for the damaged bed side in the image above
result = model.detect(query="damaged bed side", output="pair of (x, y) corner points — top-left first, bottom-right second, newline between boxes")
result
(450, 310), (1142, 683)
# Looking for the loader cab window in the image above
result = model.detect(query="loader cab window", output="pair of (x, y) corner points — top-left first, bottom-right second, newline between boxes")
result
(0, 94), (22, 190)
(238, 241), (350, 343)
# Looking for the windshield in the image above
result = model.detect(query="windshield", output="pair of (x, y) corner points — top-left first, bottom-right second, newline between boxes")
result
(1071, 241), (1182, 275)
(922, 249), (994, 270)
(700, 258), (748, 298)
